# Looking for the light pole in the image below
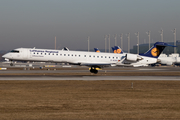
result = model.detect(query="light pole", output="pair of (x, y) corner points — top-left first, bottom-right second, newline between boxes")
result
(88, 36), (90, 52)
(114, 34), (117, 46)
(146, 31), (151, 49)
(159, 29), (163, 42)
(126, 33), (130, 53)
(108, 34), (110, 53)
(120, 33), (123, 50)
(171, 28), (176, 53)
(135, 32), (139, 54)
(55, 36), (56, 50)
(104, 35), (107, 53)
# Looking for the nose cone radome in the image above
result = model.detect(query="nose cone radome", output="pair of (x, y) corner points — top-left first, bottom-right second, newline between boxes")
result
(2, 54), (8, 58)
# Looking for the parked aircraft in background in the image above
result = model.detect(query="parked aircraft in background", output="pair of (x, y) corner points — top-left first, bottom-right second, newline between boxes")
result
(158, 54), (180, 66)
(94, 46), (124, 54)
(94, 48), (100, 52)
(113, 44), (178, 66)
(95, 43), (176, 67)
(2, 42), (175, 73)
(112, 46), (124, 54)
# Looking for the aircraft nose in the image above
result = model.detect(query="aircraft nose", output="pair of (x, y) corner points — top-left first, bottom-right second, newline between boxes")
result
(2, 54), (8, 58)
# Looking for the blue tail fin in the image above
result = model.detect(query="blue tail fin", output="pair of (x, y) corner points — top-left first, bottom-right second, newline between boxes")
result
(113, 46), (124, 54)
(140, 42), (176, 58)
(94, 48), (100, 52)
(112, 47), (115, 53)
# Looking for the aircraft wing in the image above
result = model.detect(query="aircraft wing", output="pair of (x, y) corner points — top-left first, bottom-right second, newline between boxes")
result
(80, 63), (113, 68)
(80, 57), (126, 68)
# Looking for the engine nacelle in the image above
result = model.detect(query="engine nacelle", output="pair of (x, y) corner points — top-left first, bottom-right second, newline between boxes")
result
(126, 54), (142, 62)
(126, 54), (138, 61)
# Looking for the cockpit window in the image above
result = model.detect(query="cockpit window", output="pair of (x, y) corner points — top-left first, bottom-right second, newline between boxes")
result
(10, 50), (19, 53)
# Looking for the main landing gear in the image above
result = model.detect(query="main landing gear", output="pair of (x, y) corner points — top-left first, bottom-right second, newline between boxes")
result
(10, 61), (13, 66)
(90, 67), (98, 74)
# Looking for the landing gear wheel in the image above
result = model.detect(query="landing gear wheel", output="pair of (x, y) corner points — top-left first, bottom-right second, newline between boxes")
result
(94, 70), (98, 74)
(10, 63), (13, 66)
(90, 69), (98, 74)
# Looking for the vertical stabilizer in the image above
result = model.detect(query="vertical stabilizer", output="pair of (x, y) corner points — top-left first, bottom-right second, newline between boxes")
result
(94, 48), (100, 52)
(140, 42), (176, 58)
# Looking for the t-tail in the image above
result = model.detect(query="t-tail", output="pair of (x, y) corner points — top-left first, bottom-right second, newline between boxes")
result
(94, 48), (100, 52)
(112, 46), (124, 54)
(140, 42), (176, 58)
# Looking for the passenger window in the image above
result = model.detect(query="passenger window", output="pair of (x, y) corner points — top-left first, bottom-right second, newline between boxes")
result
(84, 55), (86, 57)
(101, 56), (103, 58)
(64, 54), (66, 56)
(89, 55), (91, 57)
(97, 56), (99, 58)
(109, 56), (111, 58)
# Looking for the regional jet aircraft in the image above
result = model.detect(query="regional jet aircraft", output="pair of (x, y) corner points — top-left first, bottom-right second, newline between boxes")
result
(2, 42), (175, 73)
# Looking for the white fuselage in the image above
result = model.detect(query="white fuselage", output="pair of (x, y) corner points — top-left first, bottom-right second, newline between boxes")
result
(2, 48), (158, 67)
(158, 56), (180, 65)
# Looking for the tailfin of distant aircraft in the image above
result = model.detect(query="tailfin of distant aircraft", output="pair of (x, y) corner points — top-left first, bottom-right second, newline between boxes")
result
(112, 47), (115, 53)
(140, 42), (176, 58)
(94, 48), (100, 52)
(113, 46), (124, 54)
(62, 47), (69, 51)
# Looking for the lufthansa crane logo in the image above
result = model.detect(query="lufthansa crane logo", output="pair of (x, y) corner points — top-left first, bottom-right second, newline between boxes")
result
(151, 48), (160, 57)
(114, 49), (121, 54)
(96, 50), (100, 52)
(116, 49), (121, 53)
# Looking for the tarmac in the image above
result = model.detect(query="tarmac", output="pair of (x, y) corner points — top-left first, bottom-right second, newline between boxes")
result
(0, 76), (180, 80)
(0, 62), (180, 80)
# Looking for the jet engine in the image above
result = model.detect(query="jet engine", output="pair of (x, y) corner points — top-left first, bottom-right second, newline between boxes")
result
(126, 54), (142, 62)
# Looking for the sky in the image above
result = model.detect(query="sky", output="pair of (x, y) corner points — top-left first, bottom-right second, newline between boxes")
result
(0, 0), (180, 52)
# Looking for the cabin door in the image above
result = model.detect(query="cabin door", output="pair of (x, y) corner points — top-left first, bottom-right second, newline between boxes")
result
(23, 49), (28, 59)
